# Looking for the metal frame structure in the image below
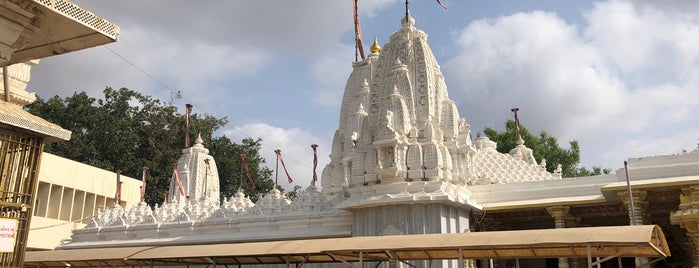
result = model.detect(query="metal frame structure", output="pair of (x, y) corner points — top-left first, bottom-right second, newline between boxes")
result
(0, 126), (44, 267)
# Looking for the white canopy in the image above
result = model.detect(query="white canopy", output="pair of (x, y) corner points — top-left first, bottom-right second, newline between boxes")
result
(25, 225), (669, 267)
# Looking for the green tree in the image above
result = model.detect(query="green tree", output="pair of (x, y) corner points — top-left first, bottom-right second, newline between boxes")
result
(482, 119), (610, 178)
(26, 87), (276, 205)
(209, 136), (276, 202)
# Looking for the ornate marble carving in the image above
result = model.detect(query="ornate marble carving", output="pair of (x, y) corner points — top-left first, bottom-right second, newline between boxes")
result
(320, 14), (561, 206)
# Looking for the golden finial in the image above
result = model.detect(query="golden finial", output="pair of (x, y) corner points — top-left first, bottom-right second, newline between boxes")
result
(370, 37), (381, 54)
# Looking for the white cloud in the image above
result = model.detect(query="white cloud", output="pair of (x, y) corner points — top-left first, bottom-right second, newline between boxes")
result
(310, 43), (354, 107)
(444, 11), (625, 140)
(584, 0), (699, 85)
(595, 128), (699, 170)
(444, 1), (699, 170)
(224, 123), (331, 192)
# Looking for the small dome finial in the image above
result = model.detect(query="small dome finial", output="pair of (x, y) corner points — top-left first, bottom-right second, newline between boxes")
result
(370, 37), (381, 54)
(195, 133), (203, 145)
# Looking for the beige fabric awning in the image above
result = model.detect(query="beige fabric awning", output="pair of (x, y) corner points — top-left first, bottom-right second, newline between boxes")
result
(25, 225), (670, 267)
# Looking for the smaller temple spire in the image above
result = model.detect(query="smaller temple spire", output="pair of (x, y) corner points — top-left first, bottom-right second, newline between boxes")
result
(195, 133), (203, 145)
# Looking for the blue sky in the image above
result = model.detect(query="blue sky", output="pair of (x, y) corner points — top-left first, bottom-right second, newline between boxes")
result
(28, 1), (699, 191)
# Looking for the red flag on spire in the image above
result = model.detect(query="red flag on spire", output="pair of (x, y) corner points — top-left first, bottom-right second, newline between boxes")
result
(185, 104), (193, 148)
(141, 167), (148, 202)
(353, 0), (366, 60)
(511, 107), (521, 139)
(311, 144), (319, 184)
(115, 170), (122, 205)
(173, 164), (185, 196)
(240, 154), (256, 189)
(274, 149), (294, 183)
(204, 159), (212, 175)
(436, 0), (448, 9)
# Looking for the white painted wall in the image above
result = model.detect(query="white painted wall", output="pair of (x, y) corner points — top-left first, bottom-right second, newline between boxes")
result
(27, 152), (140, 250)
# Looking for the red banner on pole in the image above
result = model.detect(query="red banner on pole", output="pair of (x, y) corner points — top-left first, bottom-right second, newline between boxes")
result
(141, 167), (148, 202)
(274, 149), (293, 183)
(311, 144), (319, 184)
(173, 164), (185, 196)
(185, 104), (192, 148)
(115, 170), (122, 205)
(240, 154), (256, 189)
(353, 0), (366, 60)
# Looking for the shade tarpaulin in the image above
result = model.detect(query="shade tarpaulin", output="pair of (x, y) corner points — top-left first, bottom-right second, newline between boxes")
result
(25, 225), (669, 267)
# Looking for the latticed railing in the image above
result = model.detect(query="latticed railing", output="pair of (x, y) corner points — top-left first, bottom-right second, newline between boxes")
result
(0, 126), (43, 268)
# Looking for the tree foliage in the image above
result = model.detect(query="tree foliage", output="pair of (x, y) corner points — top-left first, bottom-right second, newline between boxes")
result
(482, 119), (610, 178)
(27, 87), (276, 205)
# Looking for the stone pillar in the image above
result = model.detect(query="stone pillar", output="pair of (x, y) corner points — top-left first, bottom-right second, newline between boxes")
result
(565, 216), (581, 268)
(671, 186), (699, 268)
(618, 190), (648, 267)
(547, 206), (570, 268)
(618, 190), (647, 225)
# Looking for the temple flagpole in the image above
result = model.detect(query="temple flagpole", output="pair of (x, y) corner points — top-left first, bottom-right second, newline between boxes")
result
(274, 149), (280, 186)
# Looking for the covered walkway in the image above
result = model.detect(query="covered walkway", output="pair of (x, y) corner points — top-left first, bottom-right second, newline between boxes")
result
(25, 225), (670, 267)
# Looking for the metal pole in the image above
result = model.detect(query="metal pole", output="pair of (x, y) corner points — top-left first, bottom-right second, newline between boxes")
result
(2, 66), (9, 102)
(458, 249), (463, 268)
(624, 161), (637, 225)
(275, 151), (280, 186)
(359, 251), (364, 268)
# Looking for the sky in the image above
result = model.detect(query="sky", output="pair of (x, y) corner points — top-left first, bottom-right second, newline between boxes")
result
(28, 0), (699, 192)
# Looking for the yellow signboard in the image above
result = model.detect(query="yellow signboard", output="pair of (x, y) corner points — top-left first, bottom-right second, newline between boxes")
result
(0, 218), (18, 252)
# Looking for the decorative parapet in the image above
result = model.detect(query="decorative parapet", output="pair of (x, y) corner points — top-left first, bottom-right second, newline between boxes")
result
(470, 137), (562, 185)
(220, 190), (256, 215)
(63, 189), (352, 248)
(291, 185), (335, 212)
(256, 188), (292, 215)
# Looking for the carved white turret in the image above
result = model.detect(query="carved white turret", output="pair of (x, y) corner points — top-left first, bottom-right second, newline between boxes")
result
(168, 134), (221, 206)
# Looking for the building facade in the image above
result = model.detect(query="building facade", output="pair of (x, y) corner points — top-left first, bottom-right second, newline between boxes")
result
(28, 153), (140, 250)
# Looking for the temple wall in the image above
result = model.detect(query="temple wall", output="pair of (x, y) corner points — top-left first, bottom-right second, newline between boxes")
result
(352, 203), (470, 236)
